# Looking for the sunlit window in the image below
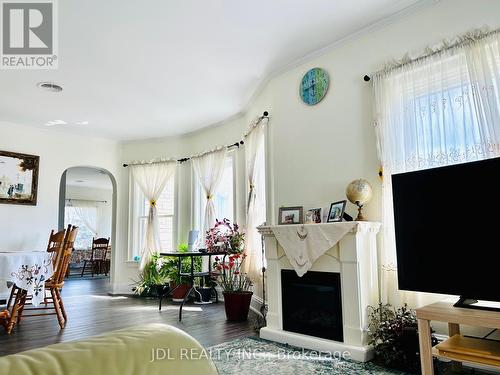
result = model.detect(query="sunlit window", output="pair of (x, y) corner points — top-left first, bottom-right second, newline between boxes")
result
(194, 155), (234, 234)
(129, 177), (175, 259)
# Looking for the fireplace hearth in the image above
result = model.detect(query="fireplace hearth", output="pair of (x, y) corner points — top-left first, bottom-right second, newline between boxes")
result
(281, 270), (343, 342)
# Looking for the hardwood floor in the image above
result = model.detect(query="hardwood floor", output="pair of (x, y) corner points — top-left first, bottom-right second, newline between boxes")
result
(0, 278), (258, 357)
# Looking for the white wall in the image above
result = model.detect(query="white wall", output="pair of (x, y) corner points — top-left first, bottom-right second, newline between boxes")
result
(65, 185), (113, 239)
(117, 0), (500, 306)
(0, 121), (123, 296)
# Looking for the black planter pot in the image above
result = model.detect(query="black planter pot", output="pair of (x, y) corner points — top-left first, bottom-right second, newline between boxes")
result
(153, 284), (170, 298)
(195, 287), (212, 303)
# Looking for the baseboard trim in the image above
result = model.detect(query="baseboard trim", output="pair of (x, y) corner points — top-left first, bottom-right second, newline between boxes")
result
(260, 327), (373, 362)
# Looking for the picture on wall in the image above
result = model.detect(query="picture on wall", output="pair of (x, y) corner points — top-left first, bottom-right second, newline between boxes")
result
(327, 200), (346, 223)
(0, 150), (39, 205)
(278, 206), (304, 225)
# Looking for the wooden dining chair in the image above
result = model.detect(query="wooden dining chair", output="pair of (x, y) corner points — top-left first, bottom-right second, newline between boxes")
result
(1, 297), (23, 334)
(81, 237), (110, 277)
(6, 227), (67, 312)
(100, 245), (111, 276)
(15, 225), (79, 329)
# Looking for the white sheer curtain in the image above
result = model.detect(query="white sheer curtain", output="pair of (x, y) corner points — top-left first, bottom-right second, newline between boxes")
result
(243, 118), (267, 281)
(192, 148), (228, 242)
(67, 200), (98, 236)
(130, 161), (177, 270)
(374, 30), (500, 306)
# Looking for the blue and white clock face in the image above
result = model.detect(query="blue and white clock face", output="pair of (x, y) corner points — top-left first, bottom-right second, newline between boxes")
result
(300, 68), (329, 105)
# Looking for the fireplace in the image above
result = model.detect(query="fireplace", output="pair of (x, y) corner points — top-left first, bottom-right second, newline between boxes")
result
(281, 270), (343, 342)
(258, 222), (381, 362)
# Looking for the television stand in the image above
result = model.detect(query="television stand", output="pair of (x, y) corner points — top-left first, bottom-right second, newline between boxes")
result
(454, 297), (500, 312)
(416, 301), (500, 375)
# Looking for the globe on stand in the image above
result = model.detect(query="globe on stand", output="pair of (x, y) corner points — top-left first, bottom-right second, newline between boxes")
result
(346, 179), (373, 221)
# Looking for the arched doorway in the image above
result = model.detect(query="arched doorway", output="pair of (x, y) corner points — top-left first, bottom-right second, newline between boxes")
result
(58, 166), (117, 290)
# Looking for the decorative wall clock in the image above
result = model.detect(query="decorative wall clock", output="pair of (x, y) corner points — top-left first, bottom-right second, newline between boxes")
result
(300, 67), (329, 105)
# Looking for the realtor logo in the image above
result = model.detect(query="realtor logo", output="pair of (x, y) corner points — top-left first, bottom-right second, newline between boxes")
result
(1, 0), (58, 69)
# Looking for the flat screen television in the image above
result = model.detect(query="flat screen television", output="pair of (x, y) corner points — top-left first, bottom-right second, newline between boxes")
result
(391, 157), (500, 308)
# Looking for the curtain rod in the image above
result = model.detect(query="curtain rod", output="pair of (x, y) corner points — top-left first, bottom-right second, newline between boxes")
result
(363, 27), (499, 82)
(66, 198), (107, 203)
(122, 111), (269, 167)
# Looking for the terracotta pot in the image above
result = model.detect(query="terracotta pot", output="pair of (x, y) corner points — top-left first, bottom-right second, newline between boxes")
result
(223, 291), (253, 321)
(170, 282), (190, 302)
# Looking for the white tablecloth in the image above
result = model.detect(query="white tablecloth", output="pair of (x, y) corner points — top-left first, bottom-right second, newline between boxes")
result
(271, 222), (357, 276)
(0, 251), (54, 306)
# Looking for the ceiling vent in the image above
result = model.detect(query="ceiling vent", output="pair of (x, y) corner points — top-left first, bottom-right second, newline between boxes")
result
(37, 82), (63, 92)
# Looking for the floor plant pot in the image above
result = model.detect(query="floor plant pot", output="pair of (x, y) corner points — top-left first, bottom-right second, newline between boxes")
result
(195, 287), (213, 304)
(223, 291), (253, 321)
(170, 282), (190, 302)
(153, 284), (170, 299)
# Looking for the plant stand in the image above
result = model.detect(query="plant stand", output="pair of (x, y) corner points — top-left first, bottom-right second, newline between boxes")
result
(158, 250), (227, 321)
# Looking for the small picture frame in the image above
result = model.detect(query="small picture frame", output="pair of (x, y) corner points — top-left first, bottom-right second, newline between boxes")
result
(305, 208), (322, 224)
(327, 200), (347, 223)
(278, 206), (304, 225)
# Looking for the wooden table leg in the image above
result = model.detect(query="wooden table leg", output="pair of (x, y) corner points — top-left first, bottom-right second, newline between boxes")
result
(418, 318), (434, 375)
(448, 323), (462, 371)
(448, 322), (460, 337)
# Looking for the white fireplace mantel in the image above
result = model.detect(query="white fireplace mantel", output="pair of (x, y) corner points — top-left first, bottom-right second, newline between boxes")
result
(258, 221), (381, 362)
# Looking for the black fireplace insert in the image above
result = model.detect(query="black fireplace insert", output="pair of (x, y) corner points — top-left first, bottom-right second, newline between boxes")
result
(281, 270), (343, 342)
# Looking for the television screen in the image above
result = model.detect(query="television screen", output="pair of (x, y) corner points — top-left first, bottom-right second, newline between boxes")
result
(391, 157), (500, 303)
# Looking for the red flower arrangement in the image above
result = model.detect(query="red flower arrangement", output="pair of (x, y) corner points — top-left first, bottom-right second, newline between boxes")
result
(212, 253), (252, 293)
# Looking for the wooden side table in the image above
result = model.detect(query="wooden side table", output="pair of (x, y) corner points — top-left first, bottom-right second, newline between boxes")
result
(416, 302), (500, 375)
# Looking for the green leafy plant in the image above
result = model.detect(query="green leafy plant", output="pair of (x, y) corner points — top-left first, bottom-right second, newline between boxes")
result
(367, 303), (436, 373)
(132, 253), (169, 296)
(164, 243), (202, 284)
(133, 243), (204, 296)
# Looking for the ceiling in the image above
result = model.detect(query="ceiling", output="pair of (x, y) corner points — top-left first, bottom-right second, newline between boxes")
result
(0, 0), (425, 141)
(66, 167), (113, 190)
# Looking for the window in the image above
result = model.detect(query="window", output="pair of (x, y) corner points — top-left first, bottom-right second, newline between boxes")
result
(64, 205), (97, 249)
(129, 176), (175, 259)
(194, 155), (234, 232)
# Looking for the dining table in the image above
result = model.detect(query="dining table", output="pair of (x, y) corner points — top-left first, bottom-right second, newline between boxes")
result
(0, 250), (54, 333)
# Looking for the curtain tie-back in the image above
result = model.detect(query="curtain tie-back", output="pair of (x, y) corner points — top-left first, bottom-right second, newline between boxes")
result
(207, 194), (213, 200)
(247, 184), (255, 211)
(149, 199), (157, 207)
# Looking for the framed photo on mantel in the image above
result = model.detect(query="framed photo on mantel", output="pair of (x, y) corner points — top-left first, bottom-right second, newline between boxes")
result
(0, 150), (39, 205)
(278, 206), (304, 225)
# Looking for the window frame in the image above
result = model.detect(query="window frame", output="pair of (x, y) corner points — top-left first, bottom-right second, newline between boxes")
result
(191, 152), (236, 234)
(127, 173), (178, 261)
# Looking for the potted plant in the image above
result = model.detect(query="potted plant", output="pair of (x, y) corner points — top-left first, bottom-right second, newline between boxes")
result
(132, 253), (169, 297)
(208, 220), (253, 321)
(206, 219), (244, 253)
(367, 303), (437, 373)
(164, 243), (202, 302)
(212, 253), (253, 321)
